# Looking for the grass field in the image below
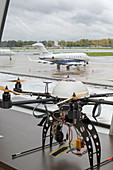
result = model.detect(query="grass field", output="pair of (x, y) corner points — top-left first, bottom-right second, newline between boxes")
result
(6, 47), (113, 56)
(85, 52), (113, 56)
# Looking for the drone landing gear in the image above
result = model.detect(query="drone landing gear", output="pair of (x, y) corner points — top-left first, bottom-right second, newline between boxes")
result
(82, 116), (101, 166)
(12, 141), (58, 159)
(74, 115), (101, 168)
(42, 119), (53, 149)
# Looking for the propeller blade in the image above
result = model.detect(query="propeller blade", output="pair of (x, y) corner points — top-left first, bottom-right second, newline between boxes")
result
(0, 85), (26, 97)
(4, 79), (27, 82)
(3, 77), (29, 83)
(0, 85), (6, 91)
(8, 89), (26, 96)
(108, 80), (113, 82)
(57, 91), (88, 105)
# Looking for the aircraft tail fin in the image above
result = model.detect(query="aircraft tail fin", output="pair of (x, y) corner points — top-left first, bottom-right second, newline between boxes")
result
(32, 43), (50, 56)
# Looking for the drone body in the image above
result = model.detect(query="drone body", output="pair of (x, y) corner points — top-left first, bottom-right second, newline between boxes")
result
(52, 78), (89, 98)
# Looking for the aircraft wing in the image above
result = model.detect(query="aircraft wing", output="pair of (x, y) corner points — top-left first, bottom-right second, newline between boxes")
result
(28, 57), (86, 66)
(28, 56), (53, 64)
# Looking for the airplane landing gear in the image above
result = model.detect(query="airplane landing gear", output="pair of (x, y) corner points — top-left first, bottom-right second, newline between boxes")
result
(9, 56), (12, 60)
(66, 65), (70, 70)
(57, 64), (60, 70)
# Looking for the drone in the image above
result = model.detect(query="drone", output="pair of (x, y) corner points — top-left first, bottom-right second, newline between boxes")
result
(0, 77), (113, 169)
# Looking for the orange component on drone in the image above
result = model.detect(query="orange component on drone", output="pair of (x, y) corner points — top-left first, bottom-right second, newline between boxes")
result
(76, 139), (81, 150)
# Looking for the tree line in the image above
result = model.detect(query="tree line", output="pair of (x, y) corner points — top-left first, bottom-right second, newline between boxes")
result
(58, 39), (113, 47)
(0, 40), (37, 47)
(0, 39), (113, 48)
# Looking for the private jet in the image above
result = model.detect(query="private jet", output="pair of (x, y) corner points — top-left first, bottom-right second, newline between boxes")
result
(30, 43), (89, 70)
(0, 49), (16, 60)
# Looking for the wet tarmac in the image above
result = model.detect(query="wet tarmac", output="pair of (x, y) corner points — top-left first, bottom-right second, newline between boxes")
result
(0, 51), (113, 85)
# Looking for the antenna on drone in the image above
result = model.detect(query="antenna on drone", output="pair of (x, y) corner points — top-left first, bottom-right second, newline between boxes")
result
(43, 81), (52, 94)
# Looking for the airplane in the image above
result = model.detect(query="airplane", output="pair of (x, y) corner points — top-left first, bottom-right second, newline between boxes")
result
(0, 48), (16, 60)
(30, 43), (90, 70)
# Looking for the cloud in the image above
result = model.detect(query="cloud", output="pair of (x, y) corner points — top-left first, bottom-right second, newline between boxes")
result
(2, 0), (113, 41)
(11, 0), (75, 14)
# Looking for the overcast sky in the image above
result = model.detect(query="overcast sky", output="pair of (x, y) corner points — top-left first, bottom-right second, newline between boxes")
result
(2, 0), (113, 41)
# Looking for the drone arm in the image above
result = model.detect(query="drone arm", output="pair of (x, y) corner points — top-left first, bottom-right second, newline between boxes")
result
(21, 90), (51, 97)
(12, 98), (56, 106)
(90, 93), (113, 98)
(85, 98), (113, 105)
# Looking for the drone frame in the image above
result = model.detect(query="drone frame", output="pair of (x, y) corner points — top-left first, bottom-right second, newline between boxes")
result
(0, 79), (113, 169)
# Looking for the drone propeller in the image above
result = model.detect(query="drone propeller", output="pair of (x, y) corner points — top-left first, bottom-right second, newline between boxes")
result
(3, 79), (27, 82)
(0, 85), (26, 96)
(57, 91), (88, 105)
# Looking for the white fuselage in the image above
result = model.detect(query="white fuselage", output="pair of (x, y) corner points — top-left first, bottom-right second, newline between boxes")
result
(40, 52), (89, 65)
(0, 49), (16, 56)
(46, 52), (89, 60)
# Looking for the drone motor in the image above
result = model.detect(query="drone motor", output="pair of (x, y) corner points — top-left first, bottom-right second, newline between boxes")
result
(2, 86), (12, 109)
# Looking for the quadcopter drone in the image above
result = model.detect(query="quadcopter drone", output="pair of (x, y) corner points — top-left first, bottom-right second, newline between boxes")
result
(0, 77), (113, 169)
